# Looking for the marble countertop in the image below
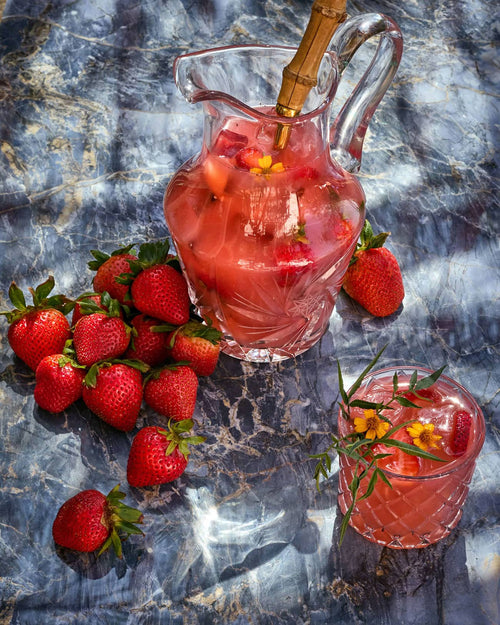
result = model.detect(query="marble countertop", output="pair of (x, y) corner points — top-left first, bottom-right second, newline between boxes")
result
(0, 1), (498, 623)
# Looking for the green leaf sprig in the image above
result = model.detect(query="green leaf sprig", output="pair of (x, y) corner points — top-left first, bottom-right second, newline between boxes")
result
(311, 346), (447, 545)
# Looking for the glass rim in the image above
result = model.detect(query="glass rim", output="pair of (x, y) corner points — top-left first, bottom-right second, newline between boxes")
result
(339, 365), (486, 480)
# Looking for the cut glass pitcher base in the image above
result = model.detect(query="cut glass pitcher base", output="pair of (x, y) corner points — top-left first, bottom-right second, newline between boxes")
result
(221, 337), (316, 363)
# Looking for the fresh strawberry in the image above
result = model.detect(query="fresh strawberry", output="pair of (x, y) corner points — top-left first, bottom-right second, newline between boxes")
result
(73, 298), (131, 367)
(124, 314), (172, 367)
(274, 239), (315, 286)
(451, 410), (472, 456)
(0, 277), (72, 371)
(52, 484), (143, 557)
(128, 241), (190, 325)
(213, 129), (248, 157)
(71, 293), (104, 327)
(343, 220), (404, 317)
(144, 364), (198, 421)
(34, 350), (86, 413)
(88, 245), (137, 305)
(168, 320), (222, 376)
(235, 147), (263, 170)
(127, 420), (205, 487)
(82, 361), (148, 431)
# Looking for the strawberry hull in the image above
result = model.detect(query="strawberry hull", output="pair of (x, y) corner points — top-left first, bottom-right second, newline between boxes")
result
(337, 367), (486, 549)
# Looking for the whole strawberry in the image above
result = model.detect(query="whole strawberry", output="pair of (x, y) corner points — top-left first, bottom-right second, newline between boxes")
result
(127, 240), (190, 325)
(127, 420), (205, 487)
(168, 320), (222, 376)
(144, 364), (198, 421)
(82, 361), (148, 431)
(0, 277), (72, 371)
(88, 245), (137, 305)
(34, 350), (86, 413)
(52, 484), (143, 557)
(73, 296), (131, 366)
(124, 314), (172, 367)
(342, 220), (404, 317)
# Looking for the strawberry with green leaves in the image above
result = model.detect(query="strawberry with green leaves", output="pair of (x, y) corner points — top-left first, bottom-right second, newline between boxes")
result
(82, 360), (148, 431)
(167, 320), (222, 376)
(34, 344), (86, 413)
(73, 295), (131, 367)
(342, 220), (405, 317)
(144, 364), (198, 422)
(127, 420), (205, 487)
(0, 277), (73, 371)
(88, 245), (137, 305)
(125, 240), (190, 326)
(124, 314), (172, 367)
(52, 484), (143, 557)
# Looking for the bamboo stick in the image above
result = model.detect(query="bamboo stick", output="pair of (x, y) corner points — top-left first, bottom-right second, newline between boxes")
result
(274, 0), (348, 149)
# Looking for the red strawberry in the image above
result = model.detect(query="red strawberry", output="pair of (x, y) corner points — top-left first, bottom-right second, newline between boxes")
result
(235, 147), (263, 170)
(82, 361), (148, 431)
(274, 239), (315, 286)
(213, 129), (248, 157)
(168, 320), (222, 376)
(52, 484), (143, 557)
(129, 241), (190, 325)
(144, 364), (198, 421)
(71, 294), (104, 327)
(1, 277), (72, 371)
(124, 314), (172, 367)
(34, 352), (86, 413)
(451, 410), (472, 456)
(127, 420), (205, 487)
(73, 296), (131, 367)
(88, 245), (137, 305)
(343, 220), (404, 317)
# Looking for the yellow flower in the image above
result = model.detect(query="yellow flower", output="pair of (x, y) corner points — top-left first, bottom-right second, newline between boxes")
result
(353, 409), (390, 440)
(407, 421), (442, 451)
(250, 154), (285, 176)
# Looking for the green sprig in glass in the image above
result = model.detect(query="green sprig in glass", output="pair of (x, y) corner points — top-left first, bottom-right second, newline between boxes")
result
(311, 346), (447, 544)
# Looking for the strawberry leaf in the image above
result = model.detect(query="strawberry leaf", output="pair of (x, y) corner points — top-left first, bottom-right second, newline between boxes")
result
(8, 282), (27, 311)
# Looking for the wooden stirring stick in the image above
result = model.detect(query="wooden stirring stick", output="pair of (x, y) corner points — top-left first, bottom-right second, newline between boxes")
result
(274, 0), (348, 150)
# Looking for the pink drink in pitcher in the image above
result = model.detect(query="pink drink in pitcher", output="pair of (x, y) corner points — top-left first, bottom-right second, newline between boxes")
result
(165, 111), (365, 362)
(337, 367), (486, 548)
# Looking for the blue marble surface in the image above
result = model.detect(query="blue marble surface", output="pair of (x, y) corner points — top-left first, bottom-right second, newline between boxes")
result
(0, 0), (498, 623)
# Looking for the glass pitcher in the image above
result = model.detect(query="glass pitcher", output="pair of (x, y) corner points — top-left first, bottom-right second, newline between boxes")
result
(164, 13), (403, 362)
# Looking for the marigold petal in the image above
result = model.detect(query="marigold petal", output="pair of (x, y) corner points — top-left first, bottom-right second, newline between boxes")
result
(354, 417), (368, 433)
(271, 162), (285, 173)
(413, 438), (428, 451)
(407, 422), (424, 438)
(258, 155), (272, 169)
(365, 428), (377, 440)
(376, 421), (390, 438)
(250, 167), (262, 174)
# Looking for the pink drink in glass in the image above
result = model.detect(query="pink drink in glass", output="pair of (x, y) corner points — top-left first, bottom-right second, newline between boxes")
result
(337, 367), (485, 548)
(164, 110), (365, 362)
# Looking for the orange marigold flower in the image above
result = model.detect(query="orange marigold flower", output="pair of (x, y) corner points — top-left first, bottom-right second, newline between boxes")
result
(250, 154), (285, 176)
(353, 409), (390, 440)
(407, 421), (442, 451)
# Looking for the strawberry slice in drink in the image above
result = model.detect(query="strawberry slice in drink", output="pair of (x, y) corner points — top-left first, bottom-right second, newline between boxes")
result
(451, 410), (472, 456)
(213, 129), (248, 157)
(235, 147), (263, 170)
(274, 240), (315, 286)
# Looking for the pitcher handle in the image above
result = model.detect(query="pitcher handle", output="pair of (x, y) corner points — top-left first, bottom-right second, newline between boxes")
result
(329, 13), (403, 173)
